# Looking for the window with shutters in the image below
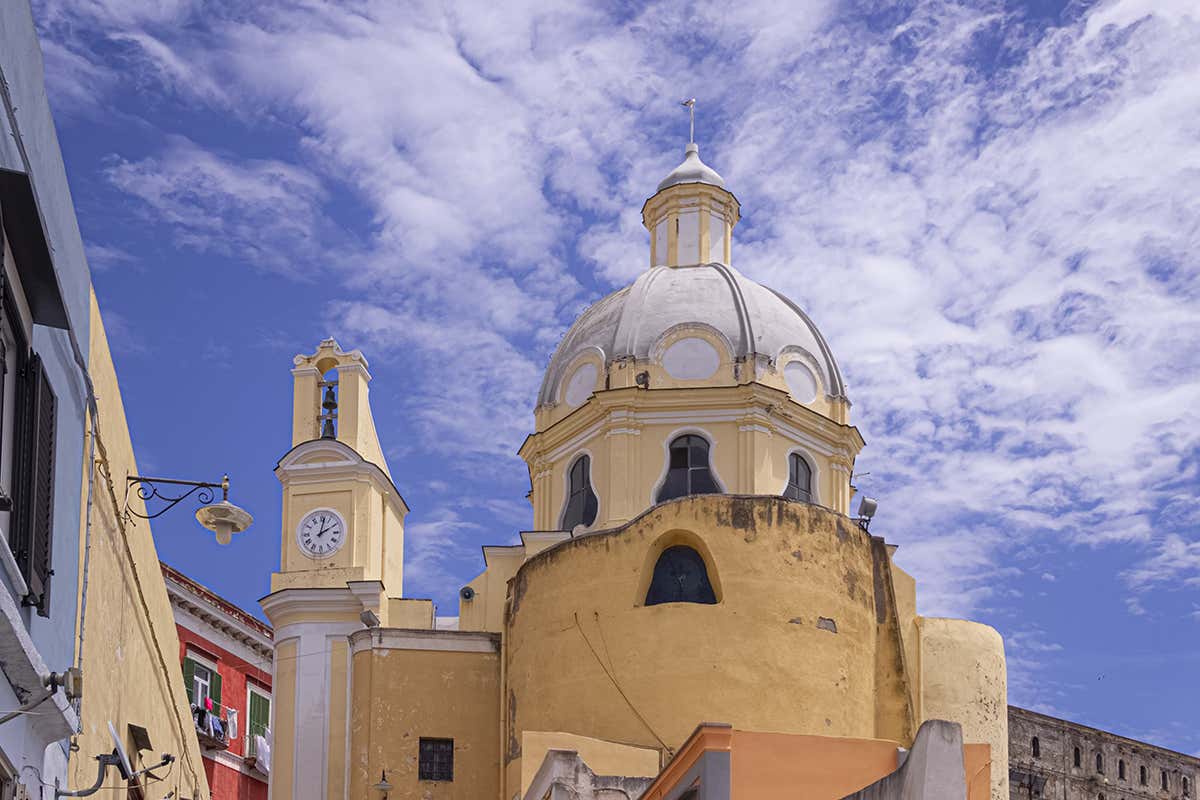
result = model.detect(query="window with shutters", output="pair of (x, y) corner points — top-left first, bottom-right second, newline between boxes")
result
(418, 738), (453, 782)
(656, 435), (720, 503)
(0, 264), (57, 617)
(247, 685), (271, 739)
(183, 653), (222, 712)
(560, 455), (598, 531)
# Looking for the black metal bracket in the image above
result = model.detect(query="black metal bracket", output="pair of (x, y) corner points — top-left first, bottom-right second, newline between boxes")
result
(124, 474), (228, 521)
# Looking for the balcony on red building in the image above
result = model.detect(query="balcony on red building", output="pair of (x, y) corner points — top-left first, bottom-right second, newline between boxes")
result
(163, 563), (273, 800)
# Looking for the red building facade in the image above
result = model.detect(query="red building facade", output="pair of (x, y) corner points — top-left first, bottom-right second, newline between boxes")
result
(163, 563), (273, 800)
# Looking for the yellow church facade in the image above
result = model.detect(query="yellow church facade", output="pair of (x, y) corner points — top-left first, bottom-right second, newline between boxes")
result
(262, 142), (1008, 800)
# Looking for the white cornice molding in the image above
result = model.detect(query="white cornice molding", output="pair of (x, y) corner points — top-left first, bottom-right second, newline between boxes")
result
(348, 628), (500, 656)
(172, 604), (273, 666)
(165, 576), (273, 651)
(260, 587), (364, 620)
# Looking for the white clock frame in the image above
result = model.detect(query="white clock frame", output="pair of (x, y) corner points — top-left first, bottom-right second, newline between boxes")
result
(295, 507), (348, 560)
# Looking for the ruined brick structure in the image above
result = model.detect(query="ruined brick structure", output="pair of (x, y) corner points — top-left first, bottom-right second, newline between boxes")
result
(1009, 706), (1197, 800)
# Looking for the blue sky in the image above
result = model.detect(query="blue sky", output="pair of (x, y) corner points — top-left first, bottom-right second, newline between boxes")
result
(30, 0), (1200, 754)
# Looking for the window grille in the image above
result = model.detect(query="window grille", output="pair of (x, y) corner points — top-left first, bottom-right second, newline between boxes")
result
(419, 738), (453, 782)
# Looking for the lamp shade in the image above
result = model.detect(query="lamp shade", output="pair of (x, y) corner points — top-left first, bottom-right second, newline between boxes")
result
(195, 500), (253, 545)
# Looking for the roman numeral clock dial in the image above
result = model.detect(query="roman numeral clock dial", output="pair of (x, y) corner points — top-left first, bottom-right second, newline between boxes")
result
(296, 508), (347, 558)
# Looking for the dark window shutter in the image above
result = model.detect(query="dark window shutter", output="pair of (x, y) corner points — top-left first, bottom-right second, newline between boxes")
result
(182, 658), (196, 705)
(210, 670), (222, 710)
(13, 352), (55, 616)
(249, 691), (270, 736)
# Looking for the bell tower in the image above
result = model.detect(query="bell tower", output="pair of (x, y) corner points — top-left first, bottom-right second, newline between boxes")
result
(261, 338), (409, 800)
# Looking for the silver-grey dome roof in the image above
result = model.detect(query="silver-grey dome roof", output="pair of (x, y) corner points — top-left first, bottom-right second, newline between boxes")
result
(657, 143), (724, 191)
(538, 262), (846, 406)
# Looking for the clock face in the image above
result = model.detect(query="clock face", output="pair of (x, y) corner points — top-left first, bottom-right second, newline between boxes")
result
(296, 509), (346, 558)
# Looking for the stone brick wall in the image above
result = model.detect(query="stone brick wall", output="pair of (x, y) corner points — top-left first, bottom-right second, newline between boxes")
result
(1009, 706), (1197, 800)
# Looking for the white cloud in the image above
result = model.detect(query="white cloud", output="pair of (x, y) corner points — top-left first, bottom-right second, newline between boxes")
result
(104, 135), (330, 275)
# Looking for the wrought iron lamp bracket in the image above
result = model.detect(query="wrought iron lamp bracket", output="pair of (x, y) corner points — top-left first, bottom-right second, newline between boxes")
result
(124, 474), (229, 521)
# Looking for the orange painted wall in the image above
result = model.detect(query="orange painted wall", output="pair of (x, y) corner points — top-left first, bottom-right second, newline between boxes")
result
(641, 725), (991, 800)
(730, 731), (899, 798)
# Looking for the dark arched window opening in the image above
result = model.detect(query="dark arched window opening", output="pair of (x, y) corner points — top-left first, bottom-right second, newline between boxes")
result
(656, 435), (719, 502)
(561, 455), (598, 530)
(1140, 766), (1147, 785)
(1031, 737), (1040, 758)
(1183, 776), (1190, 796)
(1119, 760), (1125, 780)
(1074, 748), (1081, 768)
(645, 546), (717, 606)
(1162, 771), (1169, 791)
(784, 453), (813, 502)
(1096, 753), (1104, 774)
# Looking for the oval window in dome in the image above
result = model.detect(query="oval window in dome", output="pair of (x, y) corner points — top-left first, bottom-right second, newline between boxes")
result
(784, 361), (818, 403)
(563, 363), (599, 407)
(662, 338), (720, 380)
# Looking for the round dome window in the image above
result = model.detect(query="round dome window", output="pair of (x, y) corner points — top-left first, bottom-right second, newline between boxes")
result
(563, 363), (599, 407)
(662, 338), (721, 380)
(784, 361), (818, 403)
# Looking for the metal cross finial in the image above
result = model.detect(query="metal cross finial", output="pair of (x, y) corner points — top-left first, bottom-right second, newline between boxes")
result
(681, 98), (696, 144)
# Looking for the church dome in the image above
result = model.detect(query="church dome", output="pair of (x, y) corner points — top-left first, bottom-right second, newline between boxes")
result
(657, 142), (725, 191)
(537, 261), (846, 407)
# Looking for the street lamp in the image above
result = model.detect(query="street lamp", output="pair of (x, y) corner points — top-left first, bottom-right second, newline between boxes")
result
(125, 474), (253, 544)
(372, 771), (392, 798)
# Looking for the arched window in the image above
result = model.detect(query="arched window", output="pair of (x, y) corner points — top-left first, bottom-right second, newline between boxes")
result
(1162, 771), (1169, 791)
(784, 453), (813, 502)
(1074, 747), (1081, 768)
(656, 435), (719, 502)
(560, 455), (598, 531)
(645, 546), (717, 606)
(1096, 753), (1103, 774)
(1140, 765), (1147, 785)
(1184, 776), (1190, 796)
(1119, 760), (1125, 780)
(1032, 737), (1040, 758)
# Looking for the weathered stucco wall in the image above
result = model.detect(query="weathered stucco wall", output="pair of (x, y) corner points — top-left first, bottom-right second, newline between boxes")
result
(505, 496), (890, 757)
(71, 290), (209, 798)
(348, 634), (501, 800)
(918, 616), (1008, 800)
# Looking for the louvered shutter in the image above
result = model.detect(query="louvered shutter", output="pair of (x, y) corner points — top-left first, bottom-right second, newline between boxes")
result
(210, 670), (222, 712)
(13, 352), (55, 616)
(182, 658), (196, 704)
(249, 691), (270, 736)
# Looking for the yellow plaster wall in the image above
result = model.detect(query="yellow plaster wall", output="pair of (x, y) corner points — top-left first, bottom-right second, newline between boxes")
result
(515, 731), (660, 798)
(272, 638), (298, 800)
(327, 640), (350, 800)
(388, 597), (434, 628)
(70, 290), (209, 799)
(505, 496), (886, 757)
(917, 617), (1009, 800)
(348, 645), (501, 800)
(459, 548), (524, 634)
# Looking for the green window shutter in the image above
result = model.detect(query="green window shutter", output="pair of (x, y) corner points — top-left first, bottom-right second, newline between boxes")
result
(210, 670), (222, 711)
(182, 658), (195, 705)
(249, 692), (270, 736)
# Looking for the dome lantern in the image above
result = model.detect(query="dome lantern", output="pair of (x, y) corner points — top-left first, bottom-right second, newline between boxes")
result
(641, 108), (740, 268)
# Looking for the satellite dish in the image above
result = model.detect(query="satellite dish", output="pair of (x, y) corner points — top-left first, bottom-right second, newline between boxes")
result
(108, 721), (134, 780)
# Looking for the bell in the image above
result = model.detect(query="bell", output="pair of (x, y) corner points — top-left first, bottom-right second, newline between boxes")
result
(321, 416), (336, 439)
(322, 385), (338, 410)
